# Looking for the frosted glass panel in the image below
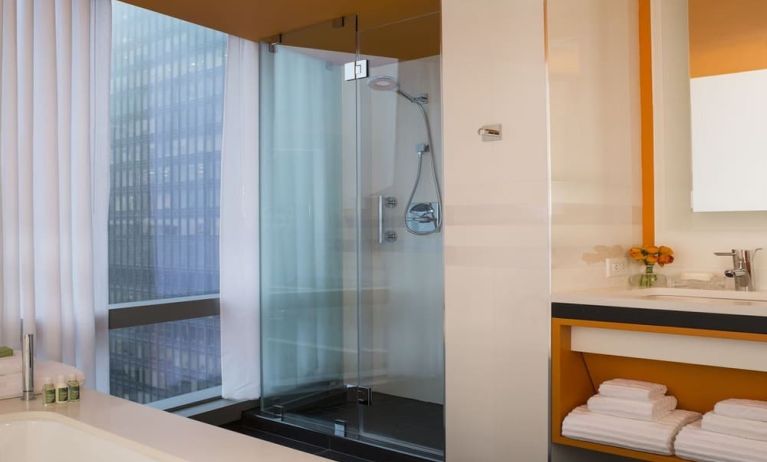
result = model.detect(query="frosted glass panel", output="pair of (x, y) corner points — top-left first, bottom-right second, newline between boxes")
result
(691, 69), (767, 212)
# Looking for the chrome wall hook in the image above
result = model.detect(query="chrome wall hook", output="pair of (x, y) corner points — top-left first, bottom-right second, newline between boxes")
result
(478, 124), (502, 141)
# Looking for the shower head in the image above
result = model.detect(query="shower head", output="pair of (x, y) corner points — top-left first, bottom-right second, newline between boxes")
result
(368, 75), (399, 92)
(367, 75), (425, 105)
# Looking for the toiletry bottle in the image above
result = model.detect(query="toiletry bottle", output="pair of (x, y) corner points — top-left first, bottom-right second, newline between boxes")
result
(67, 374), (80, 402)
(55, 375), (68, 403)
(42, 377), (56, 405)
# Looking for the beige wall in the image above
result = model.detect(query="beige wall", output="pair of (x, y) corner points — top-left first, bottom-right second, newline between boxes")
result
(442, 0), (550, 460)
(653, 0), (767, 289)
(549, 0), (643, 292)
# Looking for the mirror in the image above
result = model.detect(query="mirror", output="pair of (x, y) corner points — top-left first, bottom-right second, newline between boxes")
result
(687, 0), (767, 212)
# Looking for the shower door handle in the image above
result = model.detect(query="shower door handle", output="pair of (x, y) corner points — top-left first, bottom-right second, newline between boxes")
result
(378, 195), (384, 244)
(377, 195), (397, 244)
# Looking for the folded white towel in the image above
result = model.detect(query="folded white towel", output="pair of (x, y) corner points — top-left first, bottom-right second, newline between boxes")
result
(0, 351), (22, 376)
(702, 411), (767, 442)
(715, 399), (767, 423)
(598, 378), (668, 401)
(675, 420), (767, 462)
(0, 360), (85, 400)
(562, 405), (700, 455)
(588, 394), (677, 421)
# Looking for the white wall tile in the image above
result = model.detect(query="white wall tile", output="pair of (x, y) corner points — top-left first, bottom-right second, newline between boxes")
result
(549, 0), (643, 293)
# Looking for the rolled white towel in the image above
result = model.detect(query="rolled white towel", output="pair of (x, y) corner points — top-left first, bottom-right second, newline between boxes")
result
(0, 351), (22, 376)
(598, 378), (667, 401)
(587, 394), (677, 421)
(715, 399), (767, 423)
(675, 420), (767, 462)
(562, 405), (700, 455)
(702, 411), (767, 442)
(0, 360), (85, 400)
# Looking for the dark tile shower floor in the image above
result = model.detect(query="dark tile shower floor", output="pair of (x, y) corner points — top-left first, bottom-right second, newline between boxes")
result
(295, 391), (445, 451)
(228, 391), (444, 462)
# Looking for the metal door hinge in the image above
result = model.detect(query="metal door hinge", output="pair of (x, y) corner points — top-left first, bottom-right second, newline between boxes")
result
(357, 386), (372, 405)
(345, 385), (373, 405)
(344, 60), (369, 81)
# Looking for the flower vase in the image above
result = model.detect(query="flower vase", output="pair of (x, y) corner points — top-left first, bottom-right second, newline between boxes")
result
(630, 264), (667, 288)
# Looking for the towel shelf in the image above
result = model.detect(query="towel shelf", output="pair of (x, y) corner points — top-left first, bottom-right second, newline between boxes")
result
(551, 312), (767, 462)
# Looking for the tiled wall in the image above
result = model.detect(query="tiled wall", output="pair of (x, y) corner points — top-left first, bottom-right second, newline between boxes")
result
(549, 0), (644, 292)
(442, 0), (550, 459)
(653, 0), (767, 290)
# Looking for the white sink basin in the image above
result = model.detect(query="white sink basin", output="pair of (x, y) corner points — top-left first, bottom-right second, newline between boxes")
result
(629, 288), (767, 303)
(0, 412), (183, 462)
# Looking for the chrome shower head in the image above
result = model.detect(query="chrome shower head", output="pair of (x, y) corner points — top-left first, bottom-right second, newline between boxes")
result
(367, 75), (425, 105)
(368, 75), (399, 92)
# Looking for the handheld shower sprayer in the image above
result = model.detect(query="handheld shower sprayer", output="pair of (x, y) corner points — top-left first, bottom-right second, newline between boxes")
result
(368, 76), (442, 235)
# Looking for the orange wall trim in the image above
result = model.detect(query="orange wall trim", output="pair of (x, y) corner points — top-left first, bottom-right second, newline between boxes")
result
(639, 0), (655, 246)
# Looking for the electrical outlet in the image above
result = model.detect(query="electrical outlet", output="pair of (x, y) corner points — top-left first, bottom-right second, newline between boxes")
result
(605, 258), (629, 278)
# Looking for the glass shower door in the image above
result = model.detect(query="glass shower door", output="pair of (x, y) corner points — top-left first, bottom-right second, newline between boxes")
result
(259, 16), (360, 432)
(258, 12), (445, 460)
(356, 12), (445, 460)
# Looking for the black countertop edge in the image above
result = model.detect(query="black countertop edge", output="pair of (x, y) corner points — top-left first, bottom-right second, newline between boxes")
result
(552, 302), (767, 335)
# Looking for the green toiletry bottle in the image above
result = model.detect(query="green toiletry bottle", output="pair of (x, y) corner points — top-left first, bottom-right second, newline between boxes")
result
(55, 375), (68, 403)
(43, 377), (56, 405)
(67, 374), (80, 402)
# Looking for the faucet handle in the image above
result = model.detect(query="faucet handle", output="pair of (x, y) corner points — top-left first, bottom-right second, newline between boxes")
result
(714, 250), (736, 257)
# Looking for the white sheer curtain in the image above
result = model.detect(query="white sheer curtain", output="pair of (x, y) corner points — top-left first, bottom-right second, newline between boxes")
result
(0, 0), (110, 385)
(220, 36), (261, 400)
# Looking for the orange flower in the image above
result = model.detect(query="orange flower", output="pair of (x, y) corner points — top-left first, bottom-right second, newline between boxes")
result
(645, 246), (659, 256)
(628, 247), (644, 260)
(658, 254), (674, 266)
(659, 246), (673, 256)
(645, 255), (658, 265)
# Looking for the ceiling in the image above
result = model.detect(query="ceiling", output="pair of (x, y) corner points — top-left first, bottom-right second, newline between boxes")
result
(688, 0), (767, 77)
(120, 0), (440, 42)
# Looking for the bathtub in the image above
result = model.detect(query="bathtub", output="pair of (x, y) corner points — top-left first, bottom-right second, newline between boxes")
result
(0, 411), (183, 462)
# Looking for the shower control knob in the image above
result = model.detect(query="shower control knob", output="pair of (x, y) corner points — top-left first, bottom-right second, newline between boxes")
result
(384, 196), (398, 208)
(384, 230), (398, 243)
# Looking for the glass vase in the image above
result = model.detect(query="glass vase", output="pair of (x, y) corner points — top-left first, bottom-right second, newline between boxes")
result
(630, 264), (667, 288)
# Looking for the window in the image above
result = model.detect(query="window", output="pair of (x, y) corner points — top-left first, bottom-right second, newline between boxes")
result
(108, 1), (227, 406)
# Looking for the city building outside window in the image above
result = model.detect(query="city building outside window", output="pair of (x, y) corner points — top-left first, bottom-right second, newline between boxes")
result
(108, 1), (226, 406)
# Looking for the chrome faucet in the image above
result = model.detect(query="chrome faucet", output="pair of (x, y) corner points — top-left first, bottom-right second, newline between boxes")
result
(21, 333), (35, 401)
(714, 249), (761, 291)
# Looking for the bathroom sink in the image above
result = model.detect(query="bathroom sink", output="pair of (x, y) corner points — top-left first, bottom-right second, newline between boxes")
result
(0, 411), (183, 462)
(629, 288), (767, 303)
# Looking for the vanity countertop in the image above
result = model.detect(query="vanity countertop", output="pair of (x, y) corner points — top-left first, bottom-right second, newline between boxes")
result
(0, 389), (322, 462)
(552, 287), (767, 334)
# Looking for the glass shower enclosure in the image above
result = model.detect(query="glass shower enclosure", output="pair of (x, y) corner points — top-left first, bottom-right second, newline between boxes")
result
(259, 13), (444, 460)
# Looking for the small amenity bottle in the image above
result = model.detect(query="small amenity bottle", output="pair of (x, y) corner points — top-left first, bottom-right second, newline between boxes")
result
(55, 375), (68, 403)
(42, 377), (56, 405)
(67, 374), (80, 402)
